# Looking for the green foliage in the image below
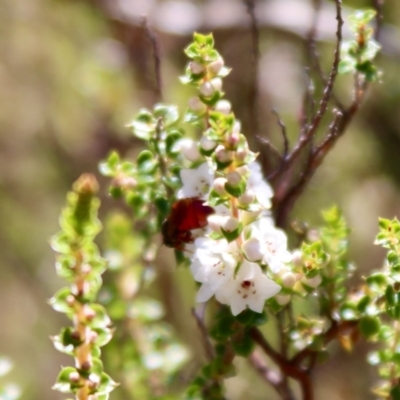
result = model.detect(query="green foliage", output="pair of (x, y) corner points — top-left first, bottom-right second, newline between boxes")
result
(339, 9), (381, 81)
(50, 174), (116, 399)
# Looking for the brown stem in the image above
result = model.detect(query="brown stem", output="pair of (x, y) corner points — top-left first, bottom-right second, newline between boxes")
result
(192, 304), (215, 361)
(243, 0), (260, 138)
(249, 327), (314, 400)
(143, 17), (163, 103)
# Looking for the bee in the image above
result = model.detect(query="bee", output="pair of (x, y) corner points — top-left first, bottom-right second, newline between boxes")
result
(161, 197), (215, 249)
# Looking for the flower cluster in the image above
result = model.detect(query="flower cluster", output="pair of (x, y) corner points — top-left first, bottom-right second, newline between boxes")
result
(175, 33), (295, 316)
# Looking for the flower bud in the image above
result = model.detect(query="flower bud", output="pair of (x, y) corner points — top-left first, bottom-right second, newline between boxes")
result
(233, 120), (241, 134)
(215, 100), (231, 114)
(276, 294), (291, 306)
(200, 136), (217, 152)
(238, 189), (255, 206)
(242, 237), (264, 261)
(291, 250), (303, 268)
(226, 131), (240, 149)
(179, 139), (202, 162)
(281, 272), (297, 288)
(189, 61), (204, 74)
(301, 274), (322, 288)
(213, 177), (228, 196)
(241, 209), (263, 226)
(215, 146), (231, 163)
(84, 306), (96, 321)
(207, 214), (224, 233)
(236, 165), (250, 177)
(188, 97), (206, 113)
(199, 81), (215, 97)
(69, 371), (80, 383)
(221, 216), (239, 232)
(226, 171), (241, 187)
(210, 77), (222, 91)
(234, 149), (248, 164)
(208, 57), (224, 75)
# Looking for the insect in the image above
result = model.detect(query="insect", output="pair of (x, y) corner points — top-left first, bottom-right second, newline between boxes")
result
(161, 197), (215, 249)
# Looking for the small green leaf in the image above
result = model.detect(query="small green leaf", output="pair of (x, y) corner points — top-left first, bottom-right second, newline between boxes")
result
(53, 367), (78, 393)
(359, 316), (380, 339)
(49, 287), (73, 314)
(154, 104), (179, 127)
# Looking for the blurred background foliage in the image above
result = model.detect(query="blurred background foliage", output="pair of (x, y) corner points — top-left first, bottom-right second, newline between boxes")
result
(1, 0), (400, 399)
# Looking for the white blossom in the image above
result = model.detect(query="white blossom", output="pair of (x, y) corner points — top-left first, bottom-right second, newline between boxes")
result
(252, 218), (292, 273)
(247, 162), (274, 209)
(178, 162), (214, 199)
(215, 261), (281, 316)
(191, 238), (238, 302)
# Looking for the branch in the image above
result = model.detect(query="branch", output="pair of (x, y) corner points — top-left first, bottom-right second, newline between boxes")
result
(192, 305), (215, 361)
(249, 327), (314, 400)
(143, 17), (163, 103)
(243, 0), (261, 137)
(291, 320), (359, 367)
(249, 351), (296, 400)
(274, 0), (343, 182)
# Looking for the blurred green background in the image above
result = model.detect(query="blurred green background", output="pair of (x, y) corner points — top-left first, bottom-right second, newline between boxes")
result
(1, 0), (400, 398)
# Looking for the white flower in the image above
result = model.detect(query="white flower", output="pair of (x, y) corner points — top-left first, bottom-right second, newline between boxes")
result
(191, 238), (238, 302)
(215, 261), (281, 316)
(178, 162), (214, 199)
(247, 162), (274, 209)
(252, 218), (292, 273)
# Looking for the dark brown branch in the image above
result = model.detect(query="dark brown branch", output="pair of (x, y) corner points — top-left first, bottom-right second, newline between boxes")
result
(275, 98), (361, 226)
(250, 327), (314, 400)
(192, 305), (215, 361)
(291, 320), (359, 366)
(272, 0), (343, 185)
(143, 17), (163, 103)
(249, 351), (296, 400)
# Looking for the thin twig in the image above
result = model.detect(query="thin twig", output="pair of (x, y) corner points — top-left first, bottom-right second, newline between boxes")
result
(267, 109), (290, 180)
(256, 135), (282, 162)
(143, 17), (163, 102)
(192, 305), (215, 361)
(243, 0), (261, 138)
(372, 0), (384, 41)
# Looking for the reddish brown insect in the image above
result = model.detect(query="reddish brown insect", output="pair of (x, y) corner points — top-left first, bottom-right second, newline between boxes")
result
(161, 197), (215, 249)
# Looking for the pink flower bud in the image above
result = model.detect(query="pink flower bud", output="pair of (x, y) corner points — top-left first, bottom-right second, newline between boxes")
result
(215, 146), (231, 163)
(199, 81), (215, 97)
(208, 57), (224, 75)
(180, 139), (202, 162)
(189, 61), (205, 74)
(213, 177), (228, 196)
(226, 171), (241, 187)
